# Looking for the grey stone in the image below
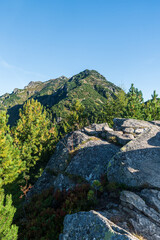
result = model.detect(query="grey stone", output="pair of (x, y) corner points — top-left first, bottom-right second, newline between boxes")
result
(27, 128), (120, 198)
(123, 206), (160, 240)
(120, 191), (160, 240)
(113, 118), (153, 131)
(84, 127), (97, 136)
(107, 125), (160, 189)
(93, 123), (109, 131)
(103, 126), (114, 132)
(140, 189), (160, 214)
(84, 123), (109, 136)
(53, 174), (75, 191)
(123, 128), (134, 134)
(100, 208), (130, 232)
(120, 191), (160, 225)
(59, 210), (138, 240)
(47, 131), (90, 174)
(116, 135), (134, 146)
(134, 128), (145, 134)
(122, 134), (134, 139)
(104, 130), (133, 146)
(65, 139), (120, 183)
(27, 131), (90, 198)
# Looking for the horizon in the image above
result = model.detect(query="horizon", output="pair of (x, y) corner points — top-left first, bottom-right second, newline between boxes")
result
(0, 0), (160, 101)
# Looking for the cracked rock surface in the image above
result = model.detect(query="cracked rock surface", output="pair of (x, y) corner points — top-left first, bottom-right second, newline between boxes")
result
(59, 210), (139, 240)
(107, 125), (160, 189)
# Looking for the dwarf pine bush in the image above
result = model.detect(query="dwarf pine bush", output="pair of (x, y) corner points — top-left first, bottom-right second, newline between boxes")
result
(0, 193), (18, 240)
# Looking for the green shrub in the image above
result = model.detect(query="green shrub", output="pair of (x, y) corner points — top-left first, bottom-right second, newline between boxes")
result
(0, 193), (18, 240)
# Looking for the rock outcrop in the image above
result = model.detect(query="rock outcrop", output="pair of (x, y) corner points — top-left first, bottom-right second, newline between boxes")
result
(107, 123), (160, 189)
(27, 118), (160, 239)
(27, 129), (120, 198)
(83, 119), (148, 146)
(113, 118), (153, 133)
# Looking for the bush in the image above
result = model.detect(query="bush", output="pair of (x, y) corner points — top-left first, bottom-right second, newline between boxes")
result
(0, 193), (18, 240)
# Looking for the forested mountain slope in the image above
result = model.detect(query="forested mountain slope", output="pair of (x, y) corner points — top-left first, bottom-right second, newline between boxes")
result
(0, 70), (121, 125)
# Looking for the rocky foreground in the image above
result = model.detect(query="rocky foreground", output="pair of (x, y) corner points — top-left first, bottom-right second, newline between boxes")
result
(27, 118), (160, 240)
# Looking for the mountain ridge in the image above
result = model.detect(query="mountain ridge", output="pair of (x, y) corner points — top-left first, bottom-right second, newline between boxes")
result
(0, 69), (122, 126)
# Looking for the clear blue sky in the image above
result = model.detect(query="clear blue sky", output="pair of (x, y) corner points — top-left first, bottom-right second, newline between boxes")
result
(0, 0), (160, 100)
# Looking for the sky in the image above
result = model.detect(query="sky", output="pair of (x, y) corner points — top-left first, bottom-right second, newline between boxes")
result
(0, 0), (160, 100)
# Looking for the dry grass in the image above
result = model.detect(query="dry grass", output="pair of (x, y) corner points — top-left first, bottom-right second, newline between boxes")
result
(132, 233), (146, 240)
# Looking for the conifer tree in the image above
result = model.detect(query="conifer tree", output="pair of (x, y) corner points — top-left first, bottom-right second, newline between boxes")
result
(101, 90), (128, 126)
(101, 94), (115, 126)
(62, 100), (87, 132)
(125, 84), (144, 119)
(144, 90), (160, 120)
(0, 192), (18, 240)
(0, 111), (24, 189)
(112, 90), (128, 118)
(14, 99), (57, 171)
(69, 100), (86, 129)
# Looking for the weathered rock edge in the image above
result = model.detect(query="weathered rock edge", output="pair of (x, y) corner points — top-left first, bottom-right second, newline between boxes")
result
(59, 210), (139, 240)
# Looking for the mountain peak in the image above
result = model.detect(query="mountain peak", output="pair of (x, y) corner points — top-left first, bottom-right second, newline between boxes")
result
(77, 69), (102, 76)
(68, 69), (106, 84)
(24, 81), (42, 89)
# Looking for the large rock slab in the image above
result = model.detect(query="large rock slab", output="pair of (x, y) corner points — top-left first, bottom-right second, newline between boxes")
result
(26, 131), (89, 198)
(65, 138), (120, 183)
(121, 191), (160, 225)
(59, 210), (139, 240)
(140, 189), (160, 214)
(107, 125), (160, 189)
(113, 118), (153, 132)
(27, 129), (120, 198)
(120, 191), (160, 240)
(47, 131), (90, 173)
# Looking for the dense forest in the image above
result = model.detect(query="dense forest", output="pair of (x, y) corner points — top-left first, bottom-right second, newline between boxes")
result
(1, 77), (160, 239)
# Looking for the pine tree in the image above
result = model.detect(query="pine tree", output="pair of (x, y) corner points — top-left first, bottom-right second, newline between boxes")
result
(101, 90), (128, 126)
(62, 100), (87, 132)
(0, 111), (24, 189)
(69, 100), (86, 129)
(0, 192), (18, 240)
(112, 90), (128, 118)
(101, 94), (115, 126)
(125, 84), (144, 119)
(144, 90), (160, 120)
(13, 99), (57, 171)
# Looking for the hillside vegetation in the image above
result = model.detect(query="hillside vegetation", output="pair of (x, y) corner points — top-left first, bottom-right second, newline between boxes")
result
(0, 70), (121, 126)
